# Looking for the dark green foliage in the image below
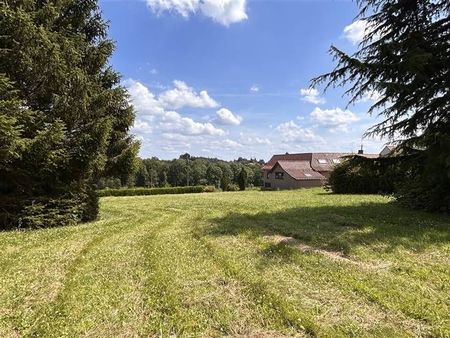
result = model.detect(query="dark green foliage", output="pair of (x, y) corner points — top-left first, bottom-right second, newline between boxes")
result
(167, 159), (188, 186)
(206, 164), (223, 188)
(220, 174), (231, 191)
(122, 155), (264, 190)
(97, 186), (211, 197)
(396, 136), (450, 212)
(314, 0), (450, 212)
(97, 177), (122, 189)
(133, 154), (263, 189)
(0, 1), (139, 229)
(327, 156), (402, 194)
(134, 159), (150, 187)
(238, 167), (248, 191)
(226, 183), (240, 192)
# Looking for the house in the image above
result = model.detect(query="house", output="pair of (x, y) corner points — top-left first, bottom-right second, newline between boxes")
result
(262, 151), (378, 189)
(379, 145), (396, 157)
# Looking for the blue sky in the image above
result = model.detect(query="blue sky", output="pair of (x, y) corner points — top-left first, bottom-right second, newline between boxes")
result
(100, 0), (386, 161)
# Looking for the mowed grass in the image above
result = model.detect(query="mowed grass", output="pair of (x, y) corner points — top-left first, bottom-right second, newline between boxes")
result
(0, 189), (449, 337)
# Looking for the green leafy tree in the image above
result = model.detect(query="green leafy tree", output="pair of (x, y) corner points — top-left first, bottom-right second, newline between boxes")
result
(0, 0), (139, 228)
(168, 159), (187, 186)
(134, 159), (150, 187)
(237, 167), (248, 191)
(220, 174), (231, 191)
(191, 161), (207, 185)
(206, 164), (222, 188)
(159, 170), (169, 187)
(148, 169), (159, 187)
(313, 0), (450, 211)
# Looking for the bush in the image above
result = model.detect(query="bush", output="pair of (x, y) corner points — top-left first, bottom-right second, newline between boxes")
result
(203, 186), (217, 193)
(395, 139), (450, 213)
(97, 177), (122, 190)
(97, 186), (214, 197)
(0, 193), (90, 230)
(327, 156), (401, 194)
(328, 148), (450, 213)
(226, 184), (240, 192)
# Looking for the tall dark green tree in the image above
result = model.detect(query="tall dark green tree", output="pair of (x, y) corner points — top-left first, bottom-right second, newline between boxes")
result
(0, 0), (139, 228)
(237, 167), (248, 191)
(313, 0), (450, 211)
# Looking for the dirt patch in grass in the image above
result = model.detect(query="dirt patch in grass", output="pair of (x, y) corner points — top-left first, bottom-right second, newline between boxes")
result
(266, 235), (391, 271)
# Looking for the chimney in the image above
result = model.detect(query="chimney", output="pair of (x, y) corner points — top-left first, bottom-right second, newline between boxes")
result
(358, 144), (364, 154)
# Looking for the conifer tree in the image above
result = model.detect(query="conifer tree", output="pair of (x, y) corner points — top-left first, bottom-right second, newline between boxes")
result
(314, 0), (450, 211)
(238, 167), (247, 191)
(0, 0), (139, 228)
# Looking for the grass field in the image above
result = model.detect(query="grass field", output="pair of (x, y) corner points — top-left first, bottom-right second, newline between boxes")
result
(1, 189), (449, 337)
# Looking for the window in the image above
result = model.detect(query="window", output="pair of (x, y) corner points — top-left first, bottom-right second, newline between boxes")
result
(264, 182), (271, 188)
(332, 159), (341, 164)
(304, 173), (312, 177)
(266, 173), (270, 179)
(318, 159), (327, 164)
(275, 172), (284, 179)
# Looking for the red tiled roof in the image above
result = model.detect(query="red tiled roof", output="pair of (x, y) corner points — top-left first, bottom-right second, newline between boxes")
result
(275, 161), (325, 180)
(263, 152), (379, 181)
(262, 153), (312, 170)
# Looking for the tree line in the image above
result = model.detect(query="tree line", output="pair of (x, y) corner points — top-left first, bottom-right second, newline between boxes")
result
(98, 154), (264, 191)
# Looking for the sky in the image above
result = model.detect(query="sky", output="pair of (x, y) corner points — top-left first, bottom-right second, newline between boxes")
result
(99, 0), (387, 161)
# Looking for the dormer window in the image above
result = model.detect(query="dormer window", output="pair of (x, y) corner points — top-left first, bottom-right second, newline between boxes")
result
(318, 159), (327, 164)
(332, 159), (341, 164)
(305, 173), (312, 177)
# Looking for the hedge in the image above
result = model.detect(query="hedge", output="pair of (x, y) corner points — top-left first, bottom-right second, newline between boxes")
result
(327, 155), (401, 195)
(0, 187), (98, 230)
(97, 186), (215, 197)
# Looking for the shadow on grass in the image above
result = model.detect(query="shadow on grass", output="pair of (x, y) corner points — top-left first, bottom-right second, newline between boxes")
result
(204, 202), (450, 255)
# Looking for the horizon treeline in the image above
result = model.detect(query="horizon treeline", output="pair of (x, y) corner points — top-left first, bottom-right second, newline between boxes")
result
(97, 153), (264, 190)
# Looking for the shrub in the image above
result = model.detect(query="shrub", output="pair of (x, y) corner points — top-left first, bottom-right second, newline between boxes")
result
(97, 177), (122, 190)
(328, 149), (450, 213)
(0, 194), (88, 230)
(97, 186), (213, 197)
(202, 186), (217, 193)
(327, 156), (401, 194)
(227, 184), (240, 192)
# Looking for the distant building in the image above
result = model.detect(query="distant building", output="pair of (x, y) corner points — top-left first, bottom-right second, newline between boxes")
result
(262, 151), (378, 189)
(379, 145), (397, 157)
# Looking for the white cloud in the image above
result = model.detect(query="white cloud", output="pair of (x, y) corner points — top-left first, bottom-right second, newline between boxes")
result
(158, 80), (219, 110)
(223, 139), (243, 148)
(250, 85), (259, 93)
(146, 0), (197, 17)
(310, 107), (359, 131)
(201, 0), (248, 26)
(160, 110), (225, 136)
(132, 120), (153, 134)
(125, 79), (225, 137)
(146, 0), (248, 26)
(343, 19), (379, 45)
(300, 88), (325, 105)
(124, 79), (165, 116)
(343, 20), (367, 45)
(358, 90), (383, 103)
(215, 108), (243, 125)
(276, 121), (324, 143)
(246, 136), (271, 145)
